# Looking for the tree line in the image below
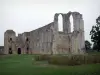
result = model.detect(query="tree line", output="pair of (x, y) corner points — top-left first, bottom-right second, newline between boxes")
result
(85, 15), (100, 52)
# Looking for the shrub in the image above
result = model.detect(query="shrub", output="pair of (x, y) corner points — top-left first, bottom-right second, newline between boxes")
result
(68, 55), (84, 65)
(34, 54), (100, 66)
(48, 54), (100, 66)
(48, 55), (81, 66)
(91, 54), (100, 63)
(48, 56), (68, 65)
(34, 54), (51, 61)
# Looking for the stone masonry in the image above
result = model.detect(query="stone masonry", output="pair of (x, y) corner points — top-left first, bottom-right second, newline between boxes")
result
(4, 11), (85, 54)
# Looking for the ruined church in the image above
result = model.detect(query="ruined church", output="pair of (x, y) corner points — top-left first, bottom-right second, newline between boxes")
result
(4, 11), (85, 54)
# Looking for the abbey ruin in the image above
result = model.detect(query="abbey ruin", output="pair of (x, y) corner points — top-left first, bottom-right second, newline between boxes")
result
(4, 11), (85, 54)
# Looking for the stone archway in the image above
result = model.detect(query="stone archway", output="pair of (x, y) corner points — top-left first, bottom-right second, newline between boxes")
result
(17, 48), (21, 54)
(9, 48), (12, 54)
(58, 14), (63, 31)
(54, 13), (64, 32)
(54, 12), (72, 33)
(54, 12), (82, 33)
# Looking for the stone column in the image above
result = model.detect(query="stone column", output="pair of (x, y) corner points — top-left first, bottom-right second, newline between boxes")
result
(72, 12), (81, 31)
(52, 13), (59, 54)
(63, 12), (71, 33)
(79, 15), (85, 53)
(72, 12), (85, 54)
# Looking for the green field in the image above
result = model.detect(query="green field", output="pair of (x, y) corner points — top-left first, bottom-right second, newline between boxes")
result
(0, 54), (100, 75)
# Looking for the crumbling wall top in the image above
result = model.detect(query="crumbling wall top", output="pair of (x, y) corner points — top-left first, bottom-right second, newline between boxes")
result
(5, 30), (15, 34)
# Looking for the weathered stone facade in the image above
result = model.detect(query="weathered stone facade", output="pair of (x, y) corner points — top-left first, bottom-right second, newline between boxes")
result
(4, 11), (85, 54)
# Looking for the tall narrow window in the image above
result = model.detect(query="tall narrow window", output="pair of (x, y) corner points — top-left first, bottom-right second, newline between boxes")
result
(70, 15), (74, 32)
(58, 14), (63, 31)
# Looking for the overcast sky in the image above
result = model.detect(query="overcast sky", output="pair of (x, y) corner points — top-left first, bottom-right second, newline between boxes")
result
(0, 0), (100, 46)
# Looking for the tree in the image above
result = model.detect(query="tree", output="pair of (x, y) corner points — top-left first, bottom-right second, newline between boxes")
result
(85, 40), (91, 51)
(90, 16), (100, 51)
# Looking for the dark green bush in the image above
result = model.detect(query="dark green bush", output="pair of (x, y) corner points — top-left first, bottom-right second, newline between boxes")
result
(48, 54), (100, 66)
(48, 56), (69, 65)
(68, 55), (84, 65)
(48, 55), (79, 66)
(34, 54), (51, 61)
(34, 54), (100, 66)
(91, 54), (100, 63)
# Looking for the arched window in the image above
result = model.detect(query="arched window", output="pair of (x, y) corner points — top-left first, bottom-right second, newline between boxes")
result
(58, 14), (63, 31)
(69, 15), (74, 32)
(26, 38), (29, 41)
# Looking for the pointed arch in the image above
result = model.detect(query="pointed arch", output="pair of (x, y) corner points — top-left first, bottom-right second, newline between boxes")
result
(69, 14), (74, 32)
(58, 14), (63, 31)
(54, 13), (64, 32)
(54, 12), (82, 33)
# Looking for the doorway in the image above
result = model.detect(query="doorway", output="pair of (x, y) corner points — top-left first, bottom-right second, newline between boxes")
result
(26, 47), (29, 54)
(18, 48), (21, 54)
(9, 48), (12, 54)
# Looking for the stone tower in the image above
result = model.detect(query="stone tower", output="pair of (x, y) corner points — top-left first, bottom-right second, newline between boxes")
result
(4, 30), (16, 54)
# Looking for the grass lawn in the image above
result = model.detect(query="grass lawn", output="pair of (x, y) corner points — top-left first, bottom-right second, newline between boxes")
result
(0, 54), (100, 75)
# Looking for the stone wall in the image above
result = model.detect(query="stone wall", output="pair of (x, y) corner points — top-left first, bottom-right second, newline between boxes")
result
(56, 32), (71, 54)
(30, 22), (54, 54)
(4, 11), (85, 55)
